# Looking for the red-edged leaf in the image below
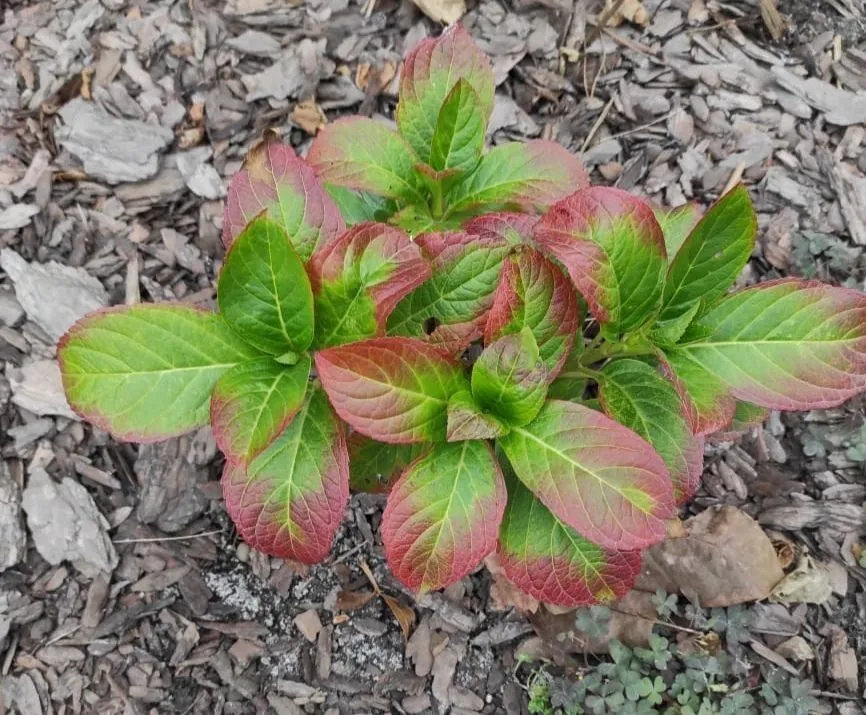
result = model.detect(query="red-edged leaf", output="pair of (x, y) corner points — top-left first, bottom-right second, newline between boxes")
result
(387, 231), (510, 349)
(308, 223), (431, 348)
(222, 385), (349, 564)
(447, 140), (589, 216)
(665, 279), (866, 419)
(397, 24), (495, 165)
(463, 212), (539, 244)
(315, 337), (470, 443)
(446, 390), (510, 441)
(222, 139), (344, 259)
(58, 305), (262, 442)
(498, 474), (641, 606)
(428, 78), (486, 174)
(485, 248), (580, 381)
(307, 117), (426, 203)
(498, 400), (676, 550)
(211, 356), (311, 467)
(534, 186), (666, 334)
(654, 203), (701, 260)
(348, 434), (428, 493)
(598, 358), (703, 504)
(472, 329), (547, 427)
(658, 351), (734, 436)
(382, 440), (506, 592)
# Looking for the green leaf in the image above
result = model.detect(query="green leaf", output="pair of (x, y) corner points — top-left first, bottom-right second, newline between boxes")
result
(546, 339), (587, 401)
(446, 390), (509, 441)
(660, 185), (757, 323)
(534, 186), (667, 335)
(397, 24), (495, 166)
(471, 328), (547, 427)
(307, 117), (426, 203)
(348, 435), (427, 493)
(654, 203), (701, 260)
(324, 185), (399, 226)
(222, 384), (349, 564)
(498, 400), (675, 550)
(217, 216), (314, 355)
(446, 140), (589, 216)
(59, 304), (262, 441)
(381, 440), (506, 591)
(211, 356), (311, 466)
(428, 79), (485, 174)
(598, 359), (703, 503)
(664, 278), (866, 431)
(308, 223), (430, 348)
(498, 473), (642, 606)
(651, 299), (701, 346)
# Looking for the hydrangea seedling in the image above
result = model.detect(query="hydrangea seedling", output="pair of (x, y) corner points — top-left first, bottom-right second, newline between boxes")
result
(59, 25), (866, 608)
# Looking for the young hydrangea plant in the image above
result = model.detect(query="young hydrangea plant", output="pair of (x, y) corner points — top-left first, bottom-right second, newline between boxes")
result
(58, 25), (866, 607)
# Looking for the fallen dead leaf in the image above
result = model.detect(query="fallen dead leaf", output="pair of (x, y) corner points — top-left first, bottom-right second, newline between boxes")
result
(605, 0), (649, 28)
(760, 0), (786, 41)
(335, 589), (375, 612)
(291, 100), (326, 135)
(637, 505), (784, 607)
(383, 594), (416, 641)
(769, 554), (832, 605)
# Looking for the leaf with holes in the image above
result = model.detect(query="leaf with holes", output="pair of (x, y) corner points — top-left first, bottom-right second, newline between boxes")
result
(534, 186), (666, 335)
(59, 305), (262, 441)
(498, 400), (675, 550)
(485, 249), (579, 380)
(348, 435), (427, 493)
(447, 140), (589, 216)
(654, 203), (701, 260)
(472, 328), (547, 427)
(211, 356), (311, 466)
(659, 185), (756, 323)
(463, 212), (539, 244)
(315, 337), (470, 443)
(222, 385), (349, 564)
(397, 24), (495, 165)
(308, 223), (430, 348)
(498, 474), (642, 606)
(382, 440), (506, 591)
(218, 216), (314, 356)
(428, 79), (486, 175)
(446, 390), (509, 441)
(598, 359), (703, 503)
(308, 118), (426, 203)
(665, 279), (866, 420)
(222, 139), (345, 260)
(387, 231), (510, 349)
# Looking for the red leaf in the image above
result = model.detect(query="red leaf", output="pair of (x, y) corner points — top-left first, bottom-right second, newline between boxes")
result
(463, 212), (539, 244)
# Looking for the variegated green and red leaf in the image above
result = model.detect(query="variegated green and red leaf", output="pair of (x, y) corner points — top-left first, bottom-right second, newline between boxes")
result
(397, 24), (495, 165)
(446, 390), (510, 441)
(598, 358), (703, 504)
(498, 400), (676, 550)
(485, 248), (580, 381)
(463, 212), (539, 244)
(382, 440), (506, 592)
(534, 186), (666, 335)
(307, 117), (426, 203)
(665, 279), (866, 427)
(348, 433), (427, 493)
(221, 385), (349, 564)
(308, 223), (430, 348)
(222, 138), (344, 259)
(447, 140), (589, 216)
(315, 337), (470, 443)
(387, 231), (510, 351)
(498, 475), (641, 606)
(211, 356), (311, 467)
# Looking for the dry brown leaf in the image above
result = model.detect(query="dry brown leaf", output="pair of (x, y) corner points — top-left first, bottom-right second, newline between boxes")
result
(409, 0), (465, 24)
(335, 589), (375, 612)
(769, 555), (832, 604)
(291, 100), (326, 135)
(687, 0), (709, 23)
(383, 594), (416, 640)
(760, 0), (786, 41)
(605, 0), (649, 28)
(484, 553), (540, 613)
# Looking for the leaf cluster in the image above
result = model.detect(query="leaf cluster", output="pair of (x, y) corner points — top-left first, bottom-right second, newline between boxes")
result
(58, 25), (866, 607)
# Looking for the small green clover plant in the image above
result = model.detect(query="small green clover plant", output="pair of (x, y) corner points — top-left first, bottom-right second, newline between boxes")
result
(59, 25), (866, 606)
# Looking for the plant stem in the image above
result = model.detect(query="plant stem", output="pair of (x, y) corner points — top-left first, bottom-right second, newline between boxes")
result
(580, 336), (653, 367)
(430, 181), (444, 219)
